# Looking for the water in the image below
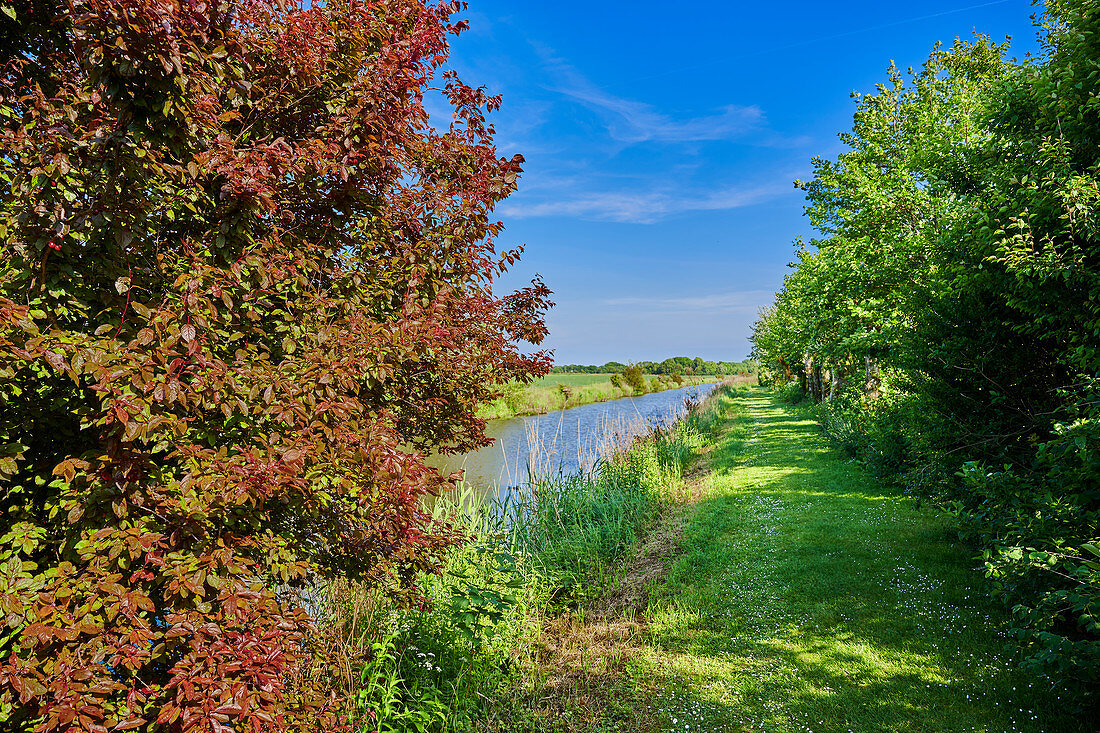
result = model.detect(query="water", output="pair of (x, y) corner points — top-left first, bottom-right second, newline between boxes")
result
(428, 382), (718, 503)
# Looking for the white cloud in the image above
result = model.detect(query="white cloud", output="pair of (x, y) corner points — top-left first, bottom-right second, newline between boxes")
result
(602, 289), (775, 314)
(498, 179), (795, 224)
(535, 45), (764, 145)
(561, 86), (763, 144)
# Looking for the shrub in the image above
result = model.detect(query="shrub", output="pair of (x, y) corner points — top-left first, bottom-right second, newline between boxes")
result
(621, 364), (646, 394)
(502, 380), (529, 413)
(0, 1), (550, 729)
(951, 422), (1100, 698)
(816, 398), (866, 459)
(776, 382), (807, 405)
(558, 383), (574, 404)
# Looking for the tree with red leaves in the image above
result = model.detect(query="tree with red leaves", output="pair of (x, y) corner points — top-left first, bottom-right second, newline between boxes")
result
(0, 0), (551, 729)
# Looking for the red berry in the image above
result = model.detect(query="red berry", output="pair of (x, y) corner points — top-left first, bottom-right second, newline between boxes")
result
(48, 242), (62, 251)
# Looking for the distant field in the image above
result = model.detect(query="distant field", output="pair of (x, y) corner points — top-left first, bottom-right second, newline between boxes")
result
(535, 373), (721, 388)
(476, 373), (727, 420)
(533, 373), (618, 388)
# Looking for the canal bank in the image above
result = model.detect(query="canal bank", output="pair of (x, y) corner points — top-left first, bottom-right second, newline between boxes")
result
(477, 374), (725, 421)
(492, 386), (1083, 732)
(428, 381), (720, 503)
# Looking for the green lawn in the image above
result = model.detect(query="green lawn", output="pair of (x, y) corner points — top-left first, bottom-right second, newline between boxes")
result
(634, 388), (1081, 733)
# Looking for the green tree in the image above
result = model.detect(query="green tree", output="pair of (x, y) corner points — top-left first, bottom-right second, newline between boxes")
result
(755, 36), (1010, 401)
(753, 5), (1100, 697)
(621, 364), (647, 394)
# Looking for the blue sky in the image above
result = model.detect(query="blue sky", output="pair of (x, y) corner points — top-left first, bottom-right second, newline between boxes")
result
(444, 0), (1041, 364)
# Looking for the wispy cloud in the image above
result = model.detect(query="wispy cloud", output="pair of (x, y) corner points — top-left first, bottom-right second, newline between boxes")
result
(455, 41), (809, 225)
(561, 88), (764, 145)
(535, 44), (765, 145)
(492, 100), (556, 154)
(499, 178), (795, 224)
(603, 290), (775, 314)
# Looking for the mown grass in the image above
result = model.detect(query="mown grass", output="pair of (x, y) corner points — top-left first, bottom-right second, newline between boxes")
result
(637, 387), (1083, 733)
(532, 374), (629, 388)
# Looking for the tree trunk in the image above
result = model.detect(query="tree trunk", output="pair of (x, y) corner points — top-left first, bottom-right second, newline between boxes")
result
(864, 355), (881, 400)
(811, 360), (824, 402)
(778, 357), (793, 382)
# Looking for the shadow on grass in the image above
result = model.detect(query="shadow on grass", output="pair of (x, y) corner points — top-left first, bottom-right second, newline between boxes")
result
(640, 390), (1086, 733)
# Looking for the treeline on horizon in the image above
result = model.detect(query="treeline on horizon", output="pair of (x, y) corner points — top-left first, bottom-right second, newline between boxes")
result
(550, 356), (757, 376)
(751, 0), (1098, 703)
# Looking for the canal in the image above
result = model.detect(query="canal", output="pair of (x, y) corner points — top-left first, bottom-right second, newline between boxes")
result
(428, 382), (719, 503)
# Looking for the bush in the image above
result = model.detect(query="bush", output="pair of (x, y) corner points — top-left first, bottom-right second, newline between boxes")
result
(0, 1), (550, 729)
(816, 394), (912, 479)
(622, 364), (647, 394)
(950, 421), (1100, 699)
(503, 381), (529, 413)
(776, 382), (807, 405)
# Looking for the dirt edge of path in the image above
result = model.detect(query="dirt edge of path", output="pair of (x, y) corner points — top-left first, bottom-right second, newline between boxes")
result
(504, 451), (715, 732)
(590, 476), (705, 620)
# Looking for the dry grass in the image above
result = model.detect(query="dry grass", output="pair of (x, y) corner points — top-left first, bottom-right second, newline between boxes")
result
(592, 464), (711, 620)
(493, 494), (712, 732)
(516, 615), (656, 732)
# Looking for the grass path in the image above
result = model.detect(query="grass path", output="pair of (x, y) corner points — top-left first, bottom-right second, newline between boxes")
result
(626, 388), (1080, 733)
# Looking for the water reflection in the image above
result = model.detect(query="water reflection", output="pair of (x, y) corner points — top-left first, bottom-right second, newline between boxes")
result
(427, 383), (718, 504)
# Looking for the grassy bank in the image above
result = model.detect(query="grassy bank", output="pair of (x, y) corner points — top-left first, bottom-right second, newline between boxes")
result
(307, 382), (736, 731)
(477, 373), (749, 420)
(309, 386), (1084, 732)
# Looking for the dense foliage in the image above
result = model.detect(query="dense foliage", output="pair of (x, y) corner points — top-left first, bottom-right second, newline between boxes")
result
(751, 0), (1099, 702)
(0, 0), (550, 729)
(550, 357), (756, 376)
